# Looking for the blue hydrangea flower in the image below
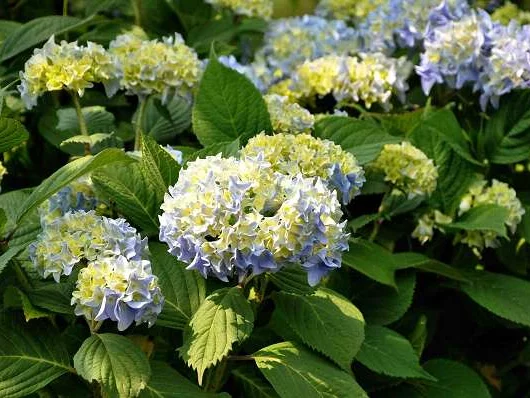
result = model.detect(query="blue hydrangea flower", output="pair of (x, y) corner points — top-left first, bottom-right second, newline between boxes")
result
(71, 255), (164, 331)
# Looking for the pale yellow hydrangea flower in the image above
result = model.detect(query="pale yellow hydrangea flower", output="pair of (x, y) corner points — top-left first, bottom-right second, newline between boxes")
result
(205, 0), (273, 19)
(264, 94), (314, 134)
(316, 0), (385, 21)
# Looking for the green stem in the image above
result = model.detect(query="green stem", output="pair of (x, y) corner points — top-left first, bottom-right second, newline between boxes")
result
(62, 0), (69, 16)
(204, 359), (227, 392)
(369, 220), (381, 242)
(131, 0), (142, 27)
(87, 318), (103, 334)
(134, 97), (147, 151)
(70, 91), (91, 155)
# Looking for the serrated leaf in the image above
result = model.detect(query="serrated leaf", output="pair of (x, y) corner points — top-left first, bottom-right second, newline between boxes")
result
(139, 361), (226, 397)
(192, 58), (272, 146)
(60, 132), (123, 155)
(0, 318), (72, 397)
(0, 117), (29, 152)
(356, 325), (435, 380)
(272, 288), (365, 370)
(449, 204), (510, 237)
(353, 272), (416, 326)
(15, 148), (133, 224)
(342, 239), (397, 288)
(392, 252), (469, 282)
(461, 270), (530, 327)
(74, 334), (151, 398)
(253, 342), (368, 398)
(3, 286), (49, 321)
(232, 367), (280, 398)
(389, 359), (491, 398)
(56, 106), (115, 135)
(140, 134), (181, 201)
(267, 267), (315, 294)
(92, 162), (159, 234)
(28, 282), (74, 315)
(180, 287), (254, 384)
(314, 116), (401, 165)
(149, 243), (206, 330)
(0, 16), (87, 62)
(485, 91), (530, 164)
(143, 96), (192, 141)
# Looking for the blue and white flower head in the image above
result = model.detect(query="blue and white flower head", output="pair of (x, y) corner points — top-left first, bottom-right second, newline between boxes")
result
(204, 0), (273, 19)
(71, 255), (164, 331)
(109, 32), (201, 101)
(29, 211), (148, 282)
(241, 133), (364, 204)
(264, 94), (314, 134)
(372, 142), (438, 198)
(358, 0), (470, 53)
(159, 155), (348, 286)
(18, 36), (119, 109)
(257, 16), (358, 80)
(417, 8), (494, 95)
(457, 179), (525, 252)
(39, 176), (103, 226)
(478, 22), (530, 109)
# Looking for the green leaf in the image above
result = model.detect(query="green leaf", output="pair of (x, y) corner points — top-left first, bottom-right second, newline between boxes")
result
(3, 286), (49, 321)
(272, 288), (365, 370)
(28, 282), (74, 315)
(267, 267), (314, 294)
(140, 134), (181, 201)
(392, 252), (469, 282)
(192, 58), (272, 146)
(314, 116), (401, 165)
(92, 162), (160, 234)
(449, 204), (510, 237)
(389, 359), (491, 398)
(187, 139), (240, 161)
(0, 117), (29, 152)
(143, 96), (192, 141)
(0, 319), (72, 397)
(356, 325), (435, 380)
(16, 148), (133, 223)
(353, 272), (416, 326)
(484, 91), (530, 164)
(0, 16), (87, 62)
(180, 287), (254, 384)
(232, 367), (280, 398)
(0, 20), (21, 42)
(149, 243), (206, 330)
(60, 132), (123, 155)
(342, 239), (397, 288)
(461, 270), (530, 327)
(139, 361), (225, 397)
(85, 0), (126, 15)
(253, 342), (368, 398)
(74, 333), (151, 398)
(56, 106), (115, 135)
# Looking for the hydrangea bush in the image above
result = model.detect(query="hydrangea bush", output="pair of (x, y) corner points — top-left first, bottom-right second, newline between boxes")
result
(1, 0), (530, 397)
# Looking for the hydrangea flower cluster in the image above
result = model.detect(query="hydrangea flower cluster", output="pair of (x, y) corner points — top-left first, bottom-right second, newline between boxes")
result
(256, 16), (358, 80)
(457, 179), (525, 251)
(358, 0), (470, 53)
(30, 211), (163, 330)
(71, 255), (163, 331)
(204, 0), (273, 19)
(315, 0), (384, 22)
(412, 210), (453, 244)
(371, 142), (438, 198)
(264, 94), (314, 134)
(159, 155), (348, 286)
(241, 133), (364, 204)
(109, 32), (201, 100)
(18, 36), (118, 109)
(38, 176), (102, 226)
(293, 53), (412, 110)
(417, 8), (492, 95)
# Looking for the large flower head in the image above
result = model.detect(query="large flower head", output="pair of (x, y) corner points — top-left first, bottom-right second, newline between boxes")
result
(110, 33), (201, 100)
(371, 142), (438, 198)
(458, 179), (525, 251)
(72, 255), (164, 331)
(293, 53), (412, 110)
(39, 176), (103, 226)
(205, 0), (273, 19)
(241, 133), (364, 204)
(18, 36), (118, 109)
(417, 8), (493, 95)
(29, 211), (148, 282)
(257, 16), (358, 79)
(264, 94), (314, 134)
(159, 155), (348, 285)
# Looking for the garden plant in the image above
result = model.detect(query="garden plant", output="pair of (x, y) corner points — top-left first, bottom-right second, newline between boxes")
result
(1, 0), (530, 397)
